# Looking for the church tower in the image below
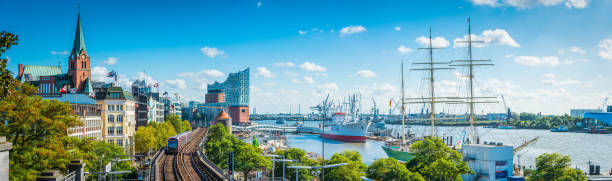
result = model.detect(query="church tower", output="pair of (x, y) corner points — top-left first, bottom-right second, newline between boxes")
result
(68, 12), (91, 93)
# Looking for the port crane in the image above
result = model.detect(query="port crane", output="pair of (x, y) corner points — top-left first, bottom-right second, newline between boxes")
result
(311, 94), (333, 118)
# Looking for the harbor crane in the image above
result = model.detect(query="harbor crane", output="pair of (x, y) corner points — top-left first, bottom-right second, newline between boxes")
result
(601, 96), (608, 111)
(501, 95), (510, 120)
(310, 94), (333, 118)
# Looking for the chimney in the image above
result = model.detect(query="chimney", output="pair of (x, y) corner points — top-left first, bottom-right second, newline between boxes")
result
(18, 64), (24, 78)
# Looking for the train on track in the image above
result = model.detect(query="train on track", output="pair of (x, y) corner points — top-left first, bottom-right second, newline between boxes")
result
(166, 131), (192, 155)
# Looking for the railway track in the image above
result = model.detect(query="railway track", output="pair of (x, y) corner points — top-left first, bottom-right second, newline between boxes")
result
(160, 128), (227, 181)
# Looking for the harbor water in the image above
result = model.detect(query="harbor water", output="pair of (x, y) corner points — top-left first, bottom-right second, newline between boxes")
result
(251, 120), (612, 172)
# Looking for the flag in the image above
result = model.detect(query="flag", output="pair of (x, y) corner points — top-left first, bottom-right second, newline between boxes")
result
(69, 88), (76, 94)
(389, 100), (392, 107)
(88, 91), (95, 98)
(163, 91), (168, 96)
(59, 85), (68, 93)
(153, 83), (159, 88)
(106, 71), (116, 78)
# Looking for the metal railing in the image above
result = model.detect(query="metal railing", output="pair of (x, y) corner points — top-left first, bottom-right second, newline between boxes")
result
(63, 171), (77, 181)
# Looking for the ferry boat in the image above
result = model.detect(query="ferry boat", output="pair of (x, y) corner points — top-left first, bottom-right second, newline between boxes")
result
(276, 119), (286, 124)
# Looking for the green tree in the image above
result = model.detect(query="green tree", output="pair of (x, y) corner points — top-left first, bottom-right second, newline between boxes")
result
(0, 31), (19, 98)
(150, 121), (177, 149)
(87, 140), (135, 180)
(323, 150), (367, 181)
(166, 114), (188, 133)
(527, 153), (586, 181)
(205, 123), (234, 168)
(406, 137), (472, 181)
(234, 142), (271, 181)
(134, 126), (157, 154)
(273, 148), (318, 181)
(367, 158), (424, 181)
(0, 83), (84, 180)
(183, 120), (192, 131)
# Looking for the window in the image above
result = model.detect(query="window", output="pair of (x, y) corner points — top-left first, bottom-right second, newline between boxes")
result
(117, 115), (123, 123)
(109, 92), (121, 99)
(117, 139), (123, 146)
(108, 115), (114, 123)
(108, 105), (112, 111)
(107, 140), (113, 144)
(107, 127), (114, 135)
(242, 109), (245, 113)
(119, 105), (123, 111)
(116, 126), (123, 135)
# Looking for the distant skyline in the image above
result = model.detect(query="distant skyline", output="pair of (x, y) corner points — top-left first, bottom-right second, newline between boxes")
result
(3, 0), (612, 115)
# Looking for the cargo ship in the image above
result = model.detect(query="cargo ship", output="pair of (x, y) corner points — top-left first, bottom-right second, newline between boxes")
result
(320, 95), (370, 142)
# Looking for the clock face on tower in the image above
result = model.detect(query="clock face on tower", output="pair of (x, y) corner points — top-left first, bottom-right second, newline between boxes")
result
(81, 55), (85, 59)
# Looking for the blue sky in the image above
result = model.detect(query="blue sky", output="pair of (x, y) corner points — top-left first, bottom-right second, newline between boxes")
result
(3, 0), (612, 115)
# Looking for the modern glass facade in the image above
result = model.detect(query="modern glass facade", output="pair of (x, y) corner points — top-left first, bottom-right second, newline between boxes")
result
(207, 68), (249, 107)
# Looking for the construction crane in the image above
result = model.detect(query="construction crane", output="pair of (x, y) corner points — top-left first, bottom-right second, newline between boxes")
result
(601, 97), (608, 111)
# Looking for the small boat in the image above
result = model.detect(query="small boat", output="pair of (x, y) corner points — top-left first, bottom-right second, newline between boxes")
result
(276, 119), (286, 124)
(498, 125), (515, 129)
(587, 126), (610, 134)
(550, 126), (568, 132)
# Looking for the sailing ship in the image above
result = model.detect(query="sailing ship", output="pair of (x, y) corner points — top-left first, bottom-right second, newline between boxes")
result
(383, 18), (497, 161)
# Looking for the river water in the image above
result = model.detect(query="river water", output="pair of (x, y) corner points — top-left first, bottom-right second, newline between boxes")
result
(252, 120), (612, 172)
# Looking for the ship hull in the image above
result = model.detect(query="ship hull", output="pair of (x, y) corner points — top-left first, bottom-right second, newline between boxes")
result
(381, 145), (415, 162)
(320, 133), (366, 142)
(320, 121), (369, 143)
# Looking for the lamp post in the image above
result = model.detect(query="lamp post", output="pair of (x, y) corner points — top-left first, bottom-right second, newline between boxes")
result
(262, 154), (282, 181)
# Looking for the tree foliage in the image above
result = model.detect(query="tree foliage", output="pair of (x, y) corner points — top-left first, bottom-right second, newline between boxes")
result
(272, 148), (318, 181)
(367, 158), (424, 181)
(134, 126), (157, 154)
(150, 121), (177, 149)
(166, 114), (190, 133)
(87, 140), (134, 180)
(406, 137), (472, 181)
(323, 150), (367, 181)
(0, 31), (18, 98)
(508, 114), (584, 129)
(527, 153), (586, 181)
(205, 123), (271, 181)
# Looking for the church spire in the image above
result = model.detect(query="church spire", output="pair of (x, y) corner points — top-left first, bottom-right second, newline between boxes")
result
(72, 11), (86, 56)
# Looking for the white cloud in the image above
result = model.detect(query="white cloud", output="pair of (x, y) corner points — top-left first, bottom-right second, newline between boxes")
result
(397, 45), (413, 54)
(470, 0), (589, 9)
(202, 69), (224, 77)
(565, 0), (588, 8)
(394, 27), (401, 31)
(355, 70), (377, 78)
(92, 66), (110, 82)
(470, 0), (498, 6)
(598, 39), (612, 60)
(274, 62), (295, 67)
(454, 29), (520, 48)
(416, 36), (450, 48)
(51, 50), (69, 55)
(284, 71), (299, 77)
(298, 30), (307, 35)
(340, 25), (366, 37)
(135, 72), (158, 84)
(255, 67), (273, 78)
(300, 62), (326, 72)
(514, 56), (560, 67)
(103, 57), (118, 65)
(264, 82), (276, 88)
(200, 46), (225, 58)
(316, 83), (339, 95)
(541, 73), (582, 86)
(292, 76), (315, 84)
(257, 1), (262, 7)
(165, 79), (187, 90)
(569, 46), (586, 54)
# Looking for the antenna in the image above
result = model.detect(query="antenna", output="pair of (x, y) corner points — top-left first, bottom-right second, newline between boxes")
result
(451, 17), (497, 144)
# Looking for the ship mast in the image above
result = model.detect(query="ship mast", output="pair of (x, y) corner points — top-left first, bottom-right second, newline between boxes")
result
(409, 28), (454, 137)
(400, 61), (405, 147)
(451, 18), (496, 144)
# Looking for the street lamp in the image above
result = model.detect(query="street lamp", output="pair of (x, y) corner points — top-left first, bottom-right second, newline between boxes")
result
(262, 154), (282, 181)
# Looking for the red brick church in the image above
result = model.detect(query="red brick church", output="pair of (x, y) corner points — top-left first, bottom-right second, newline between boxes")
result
(17, 12), (93, 97)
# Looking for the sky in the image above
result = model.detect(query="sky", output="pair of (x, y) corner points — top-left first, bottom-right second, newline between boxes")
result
(3, 0), (612, 115)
